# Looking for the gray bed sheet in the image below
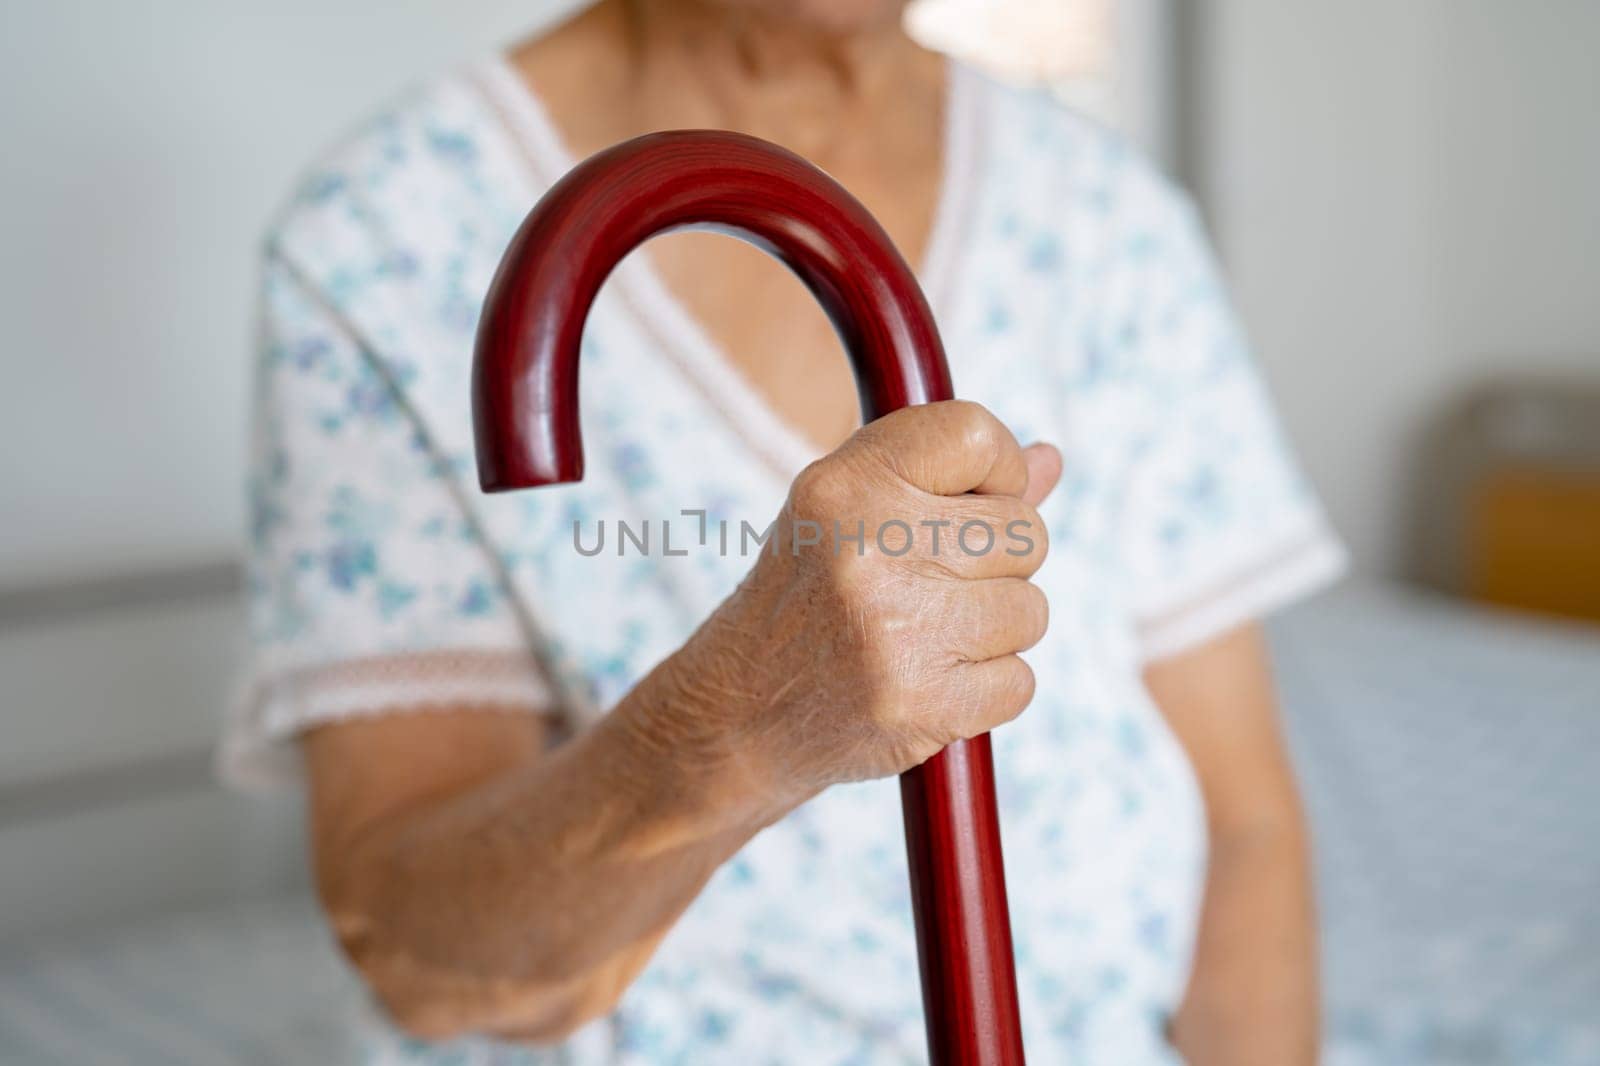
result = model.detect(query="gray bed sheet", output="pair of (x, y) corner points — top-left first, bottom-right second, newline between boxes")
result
(1272, 584), (1600, 1064)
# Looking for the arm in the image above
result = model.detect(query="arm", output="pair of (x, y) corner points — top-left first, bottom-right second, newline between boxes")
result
(303, 658), (790, 1044)
(1144, 622), (1319, 1066)
(301, 404), (1059, 1044)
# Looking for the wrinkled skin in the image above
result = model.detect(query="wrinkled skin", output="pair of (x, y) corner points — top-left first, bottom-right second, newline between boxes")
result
(639, 400), (1057, 808)
(307, 403), (1059, 1040)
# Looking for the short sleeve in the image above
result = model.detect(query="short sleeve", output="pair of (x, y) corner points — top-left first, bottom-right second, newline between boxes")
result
(221, 252), (552, 789)
(1111, 182), (1347, 662)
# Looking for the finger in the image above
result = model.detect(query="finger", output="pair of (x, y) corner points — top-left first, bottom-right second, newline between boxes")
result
(943, 578), (1050, 662)
(1019, 443), (1063, 508)
(853, 400), (1029, 498)
(905, 494), (1048, 580)
(953, 654), (1037, 738)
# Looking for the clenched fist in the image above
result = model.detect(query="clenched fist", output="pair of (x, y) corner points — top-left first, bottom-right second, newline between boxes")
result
(639, 400), (1062, 811)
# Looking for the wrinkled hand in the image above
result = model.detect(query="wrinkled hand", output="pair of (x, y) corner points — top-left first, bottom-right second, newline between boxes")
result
(639, 400), (1061, 812)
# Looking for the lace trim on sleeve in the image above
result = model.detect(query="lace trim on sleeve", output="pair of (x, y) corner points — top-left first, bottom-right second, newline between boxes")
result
(221, 647), (557, 790)
(1135, 525), (1348, 663)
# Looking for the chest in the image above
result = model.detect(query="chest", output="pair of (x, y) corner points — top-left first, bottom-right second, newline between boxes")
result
(476, 241), (1133, 707)
(641, 163), (942, 455)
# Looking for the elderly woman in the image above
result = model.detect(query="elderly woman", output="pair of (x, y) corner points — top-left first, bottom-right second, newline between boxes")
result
(226, 0), (1344, 1062)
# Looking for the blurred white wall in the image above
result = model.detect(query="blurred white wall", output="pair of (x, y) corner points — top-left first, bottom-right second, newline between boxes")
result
(0, 0), (581, 588)
(1196, 0), (1600, 576)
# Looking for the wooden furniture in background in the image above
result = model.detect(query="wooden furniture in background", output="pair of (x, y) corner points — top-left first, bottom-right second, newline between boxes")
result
(1459, 383), (1600, 624)
(1470, 466), (1600, 622)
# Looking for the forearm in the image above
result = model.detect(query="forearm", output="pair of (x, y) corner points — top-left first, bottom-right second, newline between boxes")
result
(1143, 624), (1321, 1064)
(1171, 810), (1319, 1065)
(305, 407), (1060, 1042)
(317, 664), (796, 1040)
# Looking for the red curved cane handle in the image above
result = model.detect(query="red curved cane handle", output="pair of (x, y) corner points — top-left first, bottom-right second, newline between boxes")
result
(473, 130), (1025, 1066)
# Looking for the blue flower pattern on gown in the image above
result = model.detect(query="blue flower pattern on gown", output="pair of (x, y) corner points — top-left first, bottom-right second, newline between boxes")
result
(225, 59), (1345, 1064)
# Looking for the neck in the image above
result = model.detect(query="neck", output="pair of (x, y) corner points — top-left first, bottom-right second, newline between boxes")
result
(594, 0), (935, 160)
(626, 0), (910, 86)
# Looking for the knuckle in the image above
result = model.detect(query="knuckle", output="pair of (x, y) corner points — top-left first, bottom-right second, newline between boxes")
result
(1033, 518), (1050, 563)
(1021, 583), (1050, 646)
(947, 399), (999, 452)
(999, 658), (1037, 717)
(854, 587), (918, 663)
(789, 458), (849, 519)
(1003, 503), (1049, 567)
(950, 512), (1001, 557)
(829, 537), (876, 587)
(910, 532), (968, 579)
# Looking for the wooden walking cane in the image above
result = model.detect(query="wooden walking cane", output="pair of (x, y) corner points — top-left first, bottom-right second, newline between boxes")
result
(472, 130), (1025, 1065)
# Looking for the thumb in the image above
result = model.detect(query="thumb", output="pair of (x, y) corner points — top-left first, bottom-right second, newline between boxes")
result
(1020, 443), (1063, 507)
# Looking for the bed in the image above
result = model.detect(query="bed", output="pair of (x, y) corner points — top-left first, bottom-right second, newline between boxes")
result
(1, 581), (1597, 1065)
(1271, 584), (1600, 1064)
